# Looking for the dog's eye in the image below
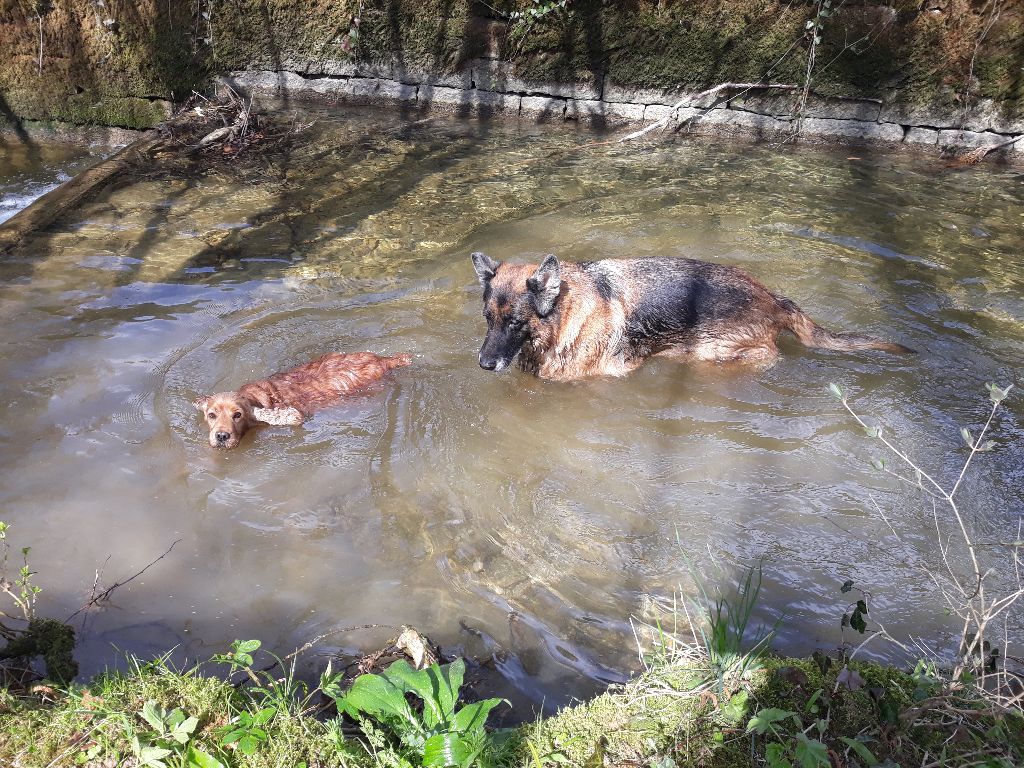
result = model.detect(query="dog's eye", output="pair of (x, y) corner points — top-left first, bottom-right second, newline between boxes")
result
(207, 412), (216, 420)
(232, 412), (242, 420)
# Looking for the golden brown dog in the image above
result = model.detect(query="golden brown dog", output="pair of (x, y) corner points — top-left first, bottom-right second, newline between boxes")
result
(472, 252), (912, 382)
(194, 351), (412, 448)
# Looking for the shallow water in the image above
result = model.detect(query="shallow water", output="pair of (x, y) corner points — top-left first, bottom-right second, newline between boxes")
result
(1, 109), (1022, 712)
(0, 138), (108, 224)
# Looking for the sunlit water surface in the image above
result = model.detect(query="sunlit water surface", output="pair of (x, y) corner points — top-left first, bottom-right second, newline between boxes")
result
(1, 109), (1022, 713)
(0, 138), (109, 224)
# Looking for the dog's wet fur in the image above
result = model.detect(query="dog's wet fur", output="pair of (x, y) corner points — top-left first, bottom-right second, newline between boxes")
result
(194, 351), (412, 448)
(471, 252), (912, 381)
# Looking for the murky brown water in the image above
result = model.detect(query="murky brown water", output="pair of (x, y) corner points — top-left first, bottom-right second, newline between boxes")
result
(1, 109), (1022, 711)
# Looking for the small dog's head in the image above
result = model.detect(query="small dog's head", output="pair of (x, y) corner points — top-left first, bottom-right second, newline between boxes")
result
(193, 393), (305, 449)
(193, 392), (257, 449)
(471, 251), (562, 372)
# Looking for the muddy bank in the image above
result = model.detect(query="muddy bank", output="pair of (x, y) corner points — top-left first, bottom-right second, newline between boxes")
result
(2, 1), (1022, 151)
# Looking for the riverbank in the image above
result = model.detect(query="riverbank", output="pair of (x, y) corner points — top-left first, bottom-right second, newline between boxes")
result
(2, 634), (1022, 768)
(2, 1), (1023, 155)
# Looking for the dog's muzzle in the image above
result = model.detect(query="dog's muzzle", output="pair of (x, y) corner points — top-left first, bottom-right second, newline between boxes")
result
(478, 355), (507, 371)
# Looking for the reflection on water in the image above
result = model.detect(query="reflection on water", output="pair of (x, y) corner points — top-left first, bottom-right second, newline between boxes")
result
(1, 109), (1022, 712)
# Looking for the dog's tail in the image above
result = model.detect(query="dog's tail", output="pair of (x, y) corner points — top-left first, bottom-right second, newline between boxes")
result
(775, 296), (915, 354)
(384, 352), (414, 369)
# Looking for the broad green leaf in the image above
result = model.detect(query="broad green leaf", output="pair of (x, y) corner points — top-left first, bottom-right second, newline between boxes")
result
(337, 670), (420, 733)
(187, 747), (226, 768)
(380, 660), (444, 726)
(252, 707), (277, 726)
(986, 383), (1010, 404)
(236, 639), (261, 653)
(719, 689), (748, 725)
(961, 427), (973, 448)
(171, 716), (198, 744)
(839, 736), (878, 766)
(380, 659), (464, 729)
(166, 709), (186, 728)
(851, 609), (867, 634)
(139, 745), (173, 766)
(765, 742), (793, 768)
(794, 733), (830, 768)
(141, 700), (166, 732)
(221, 728), (246, 745)
(840, 580), (854, 593)
(423, 732), (477, 768)
(450, 697), (505, 735)
(828, 383), (844, 401)
(746, 707), (798, 735)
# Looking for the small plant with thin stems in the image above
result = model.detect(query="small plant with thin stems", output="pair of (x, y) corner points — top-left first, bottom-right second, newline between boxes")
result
(829, 380), (1023, 711)
(635, 559), (775, 700)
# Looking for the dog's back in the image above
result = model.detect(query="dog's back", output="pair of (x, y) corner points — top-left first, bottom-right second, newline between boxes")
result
(240, 352), (412, 414)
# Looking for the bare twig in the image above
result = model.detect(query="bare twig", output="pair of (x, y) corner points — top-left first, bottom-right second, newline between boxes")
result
(284, 623), (400, 662)
(66, 539), (181, 622)
(838, 384), (1022, 708)
(619, 82), (801, 142)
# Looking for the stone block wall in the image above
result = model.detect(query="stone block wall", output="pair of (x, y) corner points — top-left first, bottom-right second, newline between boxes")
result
(1, 0), (1021, 152)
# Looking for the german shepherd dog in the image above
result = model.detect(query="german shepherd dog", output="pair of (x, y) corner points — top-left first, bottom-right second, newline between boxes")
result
(194, 351), (412, 448)
(471, 252), (912, 382)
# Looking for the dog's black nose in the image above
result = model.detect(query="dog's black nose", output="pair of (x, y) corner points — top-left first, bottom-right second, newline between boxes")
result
(479, 356), (497, 370)
(215, 431), (230, 443)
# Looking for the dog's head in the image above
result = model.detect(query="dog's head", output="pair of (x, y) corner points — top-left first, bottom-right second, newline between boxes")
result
(193, 392), (305, 449)
(193, 392), (259, 449)
(471, 251), (562, 372)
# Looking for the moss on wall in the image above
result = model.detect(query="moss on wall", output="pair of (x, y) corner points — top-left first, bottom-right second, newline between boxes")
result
(1, 0), (1022, 129)
(0, 0), (204, 128)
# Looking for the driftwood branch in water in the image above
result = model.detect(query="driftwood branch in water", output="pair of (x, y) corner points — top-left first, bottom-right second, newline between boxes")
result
(955, 133), (1022, 164)
(65, 539), (182, 623)
(0, 130), (162, 255)
(619, 82), (801, 142)
(0, 90), (297, 256)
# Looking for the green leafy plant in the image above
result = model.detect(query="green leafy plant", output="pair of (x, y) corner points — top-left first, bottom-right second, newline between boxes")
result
(0, 520), (41, 625)
(508, 0), (570, 23)
(746, 687), (864, 768)
(333, 657), (507, 768)
(129, 699), (224, 768)
(211, 638), (261, 675)
(218, 706), (276, 755)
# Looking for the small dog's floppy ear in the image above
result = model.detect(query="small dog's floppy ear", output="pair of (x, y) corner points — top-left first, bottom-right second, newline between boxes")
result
(526, 254), (561, 316)
(471, 251), (500, 285)
(253, 406), (304, 426)
(192, 396), (210, 412)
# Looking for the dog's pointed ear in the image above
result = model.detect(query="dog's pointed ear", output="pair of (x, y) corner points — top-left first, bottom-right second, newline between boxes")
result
(471, 251), (500, 285)
(192, 396), (210, 412)
(253, 406), (304, 426)
(526, 254), (561, 316)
